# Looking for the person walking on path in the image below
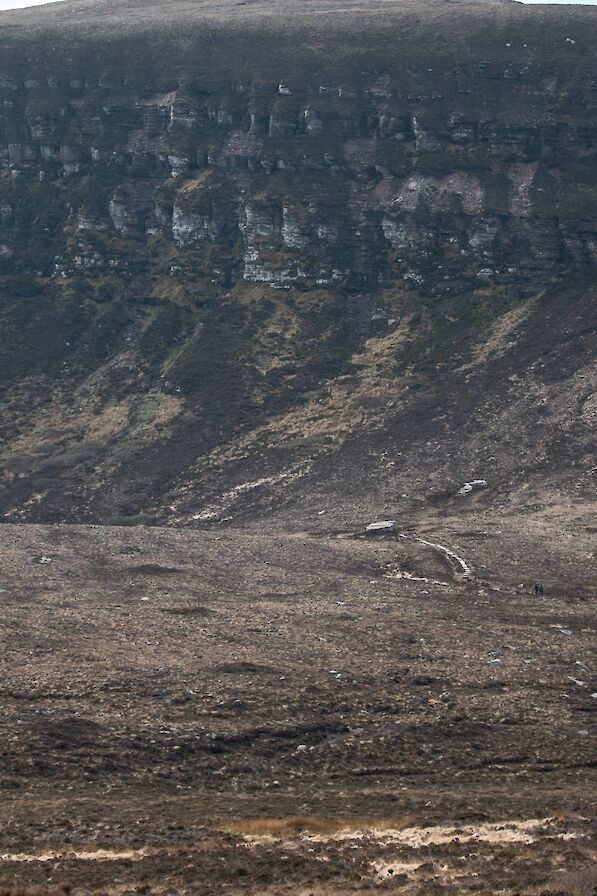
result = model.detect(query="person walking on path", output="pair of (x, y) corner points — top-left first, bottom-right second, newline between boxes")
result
(534, 583), (540, 596)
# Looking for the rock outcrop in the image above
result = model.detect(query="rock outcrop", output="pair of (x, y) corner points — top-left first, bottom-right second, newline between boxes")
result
(2, 1), (597, 296)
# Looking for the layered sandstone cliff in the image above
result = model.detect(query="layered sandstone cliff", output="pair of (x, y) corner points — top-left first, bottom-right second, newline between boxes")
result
(0, 0), (595, 524)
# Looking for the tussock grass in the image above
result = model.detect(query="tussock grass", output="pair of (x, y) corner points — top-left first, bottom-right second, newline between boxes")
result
(0, 886), (71, 896)
(550, 867), (597, 896)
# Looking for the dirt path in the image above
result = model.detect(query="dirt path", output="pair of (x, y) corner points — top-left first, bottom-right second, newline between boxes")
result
(399, 532), (472, 579)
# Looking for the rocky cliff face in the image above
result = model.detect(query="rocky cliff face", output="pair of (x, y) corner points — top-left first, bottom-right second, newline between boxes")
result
(0, 0), (595, 525)
(2, 48), (597, 295)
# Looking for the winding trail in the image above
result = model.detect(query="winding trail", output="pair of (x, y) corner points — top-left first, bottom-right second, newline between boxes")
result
(398, 532), (472, 579)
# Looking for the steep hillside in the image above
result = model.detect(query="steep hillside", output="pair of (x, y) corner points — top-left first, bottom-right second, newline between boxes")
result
(0, 0), (595, 526)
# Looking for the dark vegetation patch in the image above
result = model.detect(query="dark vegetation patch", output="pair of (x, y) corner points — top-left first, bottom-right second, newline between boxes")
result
(214, 662), (281, 675)
(128, 563), (181, 575)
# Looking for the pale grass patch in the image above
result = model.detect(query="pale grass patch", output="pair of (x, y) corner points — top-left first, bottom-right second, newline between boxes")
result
(224, 816), (583, 849)
(0, 848), (153, 863)
(223, 815), (417, 839)
(466, 299), (534, 369)
(373, 859), (423, 879)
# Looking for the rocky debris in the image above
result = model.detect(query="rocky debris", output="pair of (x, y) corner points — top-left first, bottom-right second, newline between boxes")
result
(458, 479), (488, 496)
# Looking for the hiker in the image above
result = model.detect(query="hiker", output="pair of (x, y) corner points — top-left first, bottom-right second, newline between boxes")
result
(534, 583), (540, 596)
(539, 584), (544, 596)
